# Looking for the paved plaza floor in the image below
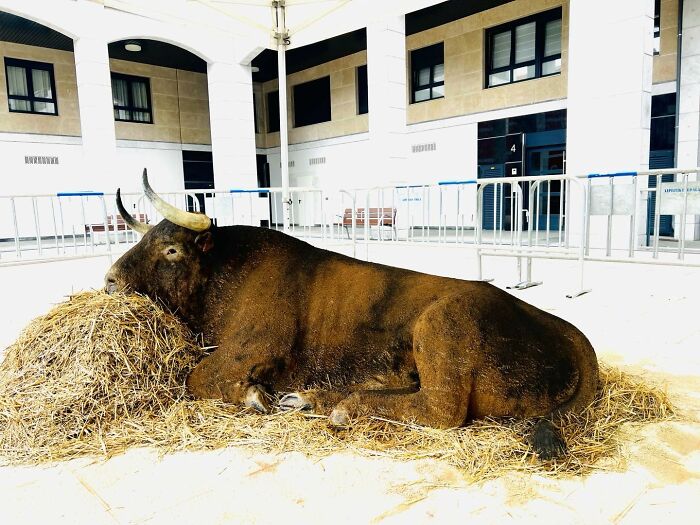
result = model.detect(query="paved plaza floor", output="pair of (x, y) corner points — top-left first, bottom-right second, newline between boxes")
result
(1, 242), (699, 524)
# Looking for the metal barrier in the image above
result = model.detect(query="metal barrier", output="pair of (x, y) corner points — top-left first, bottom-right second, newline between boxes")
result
(2, 168), (699, 298)
(0, 186), (330, 266)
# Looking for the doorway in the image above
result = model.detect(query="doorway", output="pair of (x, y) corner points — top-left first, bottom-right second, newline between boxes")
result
(256, 154), (272, 227)
(526, 146), (565, 231)
(182, 150), (214, 214)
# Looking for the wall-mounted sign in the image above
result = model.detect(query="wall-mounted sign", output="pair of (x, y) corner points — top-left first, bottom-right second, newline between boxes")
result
(25, 156), (59, 165)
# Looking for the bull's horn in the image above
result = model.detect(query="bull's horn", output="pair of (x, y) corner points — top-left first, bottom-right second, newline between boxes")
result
(142, 168), (211, 232)
(116, 188), (152, 235)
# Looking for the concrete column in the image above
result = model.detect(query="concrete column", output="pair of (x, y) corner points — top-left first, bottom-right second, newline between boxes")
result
(566, 0), (654, 247)
(73, 28), (117, 181)
(366, 16), (407, 185)
(206, 60), (257, 190)
(677, 0), (700, 239)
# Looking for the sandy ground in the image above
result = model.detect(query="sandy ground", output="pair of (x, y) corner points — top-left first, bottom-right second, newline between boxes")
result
(1, 242), (699, 524)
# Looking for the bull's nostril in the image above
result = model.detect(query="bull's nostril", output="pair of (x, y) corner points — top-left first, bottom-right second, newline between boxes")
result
(105, 275), (118, 294)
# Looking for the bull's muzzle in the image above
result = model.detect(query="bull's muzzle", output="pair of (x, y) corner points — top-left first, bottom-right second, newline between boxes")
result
(104, 270), (120, 295)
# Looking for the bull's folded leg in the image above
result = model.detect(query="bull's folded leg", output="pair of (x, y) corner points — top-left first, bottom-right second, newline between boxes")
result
(329, 297), (475, 428)
(278, 389), (348, 415)
(328, 387), (470, 428)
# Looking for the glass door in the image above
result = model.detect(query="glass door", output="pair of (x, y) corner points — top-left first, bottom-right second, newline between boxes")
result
(526, 146), (565, 231)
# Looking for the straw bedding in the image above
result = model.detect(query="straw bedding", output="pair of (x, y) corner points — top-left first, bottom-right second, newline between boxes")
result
(0, 291), (675, 480)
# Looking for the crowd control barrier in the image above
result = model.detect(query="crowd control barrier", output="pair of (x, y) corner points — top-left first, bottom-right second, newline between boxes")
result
(2, 168), (699, 298)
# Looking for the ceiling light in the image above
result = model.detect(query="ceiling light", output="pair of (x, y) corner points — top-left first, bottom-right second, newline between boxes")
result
(125, 41), (142, 52)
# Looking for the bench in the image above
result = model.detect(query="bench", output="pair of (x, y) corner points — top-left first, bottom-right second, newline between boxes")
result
(85, 213), (149, 237)
(341, 207), (396, 240)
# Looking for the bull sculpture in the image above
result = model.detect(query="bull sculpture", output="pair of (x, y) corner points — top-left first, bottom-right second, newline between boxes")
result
(106, 170), (598, 459)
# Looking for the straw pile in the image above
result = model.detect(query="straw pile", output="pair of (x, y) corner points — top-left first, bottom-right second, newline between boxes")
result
(0, 291), (675, 481)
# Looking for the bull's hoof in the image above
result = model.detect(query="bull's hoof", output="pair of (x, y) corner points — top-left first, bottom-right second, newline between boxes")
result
(245, 385), (270, 414)
(528, 419), (567, 460)
(329, 407), (350, 428)
(278, 392), (313, 411)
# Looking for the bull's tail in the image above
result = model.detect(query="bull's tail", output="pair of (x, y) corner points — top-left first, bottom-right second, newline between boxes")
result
(530, 329), (599, 459)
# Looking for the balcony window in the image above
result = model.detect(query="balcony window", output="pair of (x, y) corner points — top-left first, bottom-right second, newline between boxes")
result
(4, 57), (58, 115)
(411, 42), (444, 103)
(486, 8), (562, 88)
(112, 73), (152, 123)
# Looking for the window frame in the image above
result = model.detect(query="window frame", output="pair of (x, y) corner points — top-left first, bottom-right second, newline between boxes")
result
(4, 57), (59, 116)
(410, 42), (445, 104)
(111, 72), (153, 124)
(484, 7), (562, 89)
(653, 0), (661, 55)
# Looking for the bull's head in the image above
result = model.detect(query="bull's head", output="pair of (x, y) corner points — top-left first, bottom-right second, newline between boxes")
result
(104, 169), (215, 321)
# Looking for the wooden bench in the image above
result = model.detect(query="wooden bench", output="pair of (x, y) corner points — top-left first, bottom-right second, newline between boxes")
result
(85, 213), (149, 236)
(341, 207), (396, 239)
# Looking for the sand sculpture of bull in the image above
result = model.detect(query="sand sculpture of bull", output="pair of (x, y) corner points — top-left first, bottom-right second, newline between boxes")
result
(105, 170), (599, 459)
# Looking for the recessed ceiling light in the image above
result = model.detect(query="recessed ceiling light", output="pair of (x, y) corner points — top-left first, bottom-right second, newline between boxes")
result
(125, 41), (142, 52)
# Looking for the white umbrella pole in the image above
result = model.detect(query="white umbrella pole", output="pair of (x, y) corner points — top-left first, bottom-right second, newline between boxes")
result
(275, 1), (291, 232)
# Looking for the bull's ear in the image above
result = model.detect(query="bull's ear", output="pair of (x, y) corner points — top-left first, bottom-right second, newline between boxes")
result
(195, 231), (214, 253)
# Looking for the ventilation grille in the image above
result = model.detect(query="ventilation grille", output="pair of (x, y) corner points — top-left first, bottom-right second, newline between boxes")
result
(309, 156), (326, 166)
(280, 160), (295, 168)
(25, 155), (59, 165)
(411, 142), (437, 154)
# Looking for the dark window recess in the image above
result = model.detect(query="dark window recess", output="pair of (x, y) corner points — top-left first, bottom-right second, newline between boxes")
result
(478, 109), (567, 139)
(411, 42), (444, 103)
(4, 57), (58, 115)
(653, 0), (661, 55)
(485, 7), (562, 88)
(111, 73), (152, 123)
(256, 154), (270, 199)
(182, 150), (214, 215)
(267, 90), (280, 133)
(357, 64), (368, 115)
(253, 93), (259, 134)
(294, 76), (331, 127)
(650, 93), (676, 152)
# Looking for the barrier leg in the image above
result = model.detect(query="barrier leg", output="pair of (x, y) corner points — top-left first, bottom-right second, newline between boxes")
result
(507, 255), (543, 290)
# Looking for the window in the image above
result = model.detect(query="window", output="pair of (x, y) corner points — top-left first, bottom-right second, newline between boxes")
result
(4, 58), (58, 115)
(111, 73), (152, 123)
(411, 43), (444, 103)
(357, 64), (368, 115)
(485, 7), (562, 88)
(653, 0), (661, 55)
(293, 76), (331, 127)
(267, 90), (280, 133)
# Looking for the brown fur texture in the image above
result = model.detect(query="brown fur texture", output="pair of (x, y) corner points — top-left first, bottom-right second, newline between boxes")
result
(106, 222), (598, 455)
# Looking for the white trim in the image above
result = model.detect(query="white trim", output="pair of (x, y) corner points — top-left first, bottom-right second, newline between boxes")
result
(116, 140), (212, 151)
(406, 98), (568, 133)
(0, 132), (82, 146)
(256, 131), (369, 155)
(651, 81), (677, 96)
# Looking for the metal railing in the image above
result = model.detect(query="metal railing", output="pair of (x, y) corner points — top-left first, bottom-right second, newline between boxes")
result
(2, 168), (699, 299)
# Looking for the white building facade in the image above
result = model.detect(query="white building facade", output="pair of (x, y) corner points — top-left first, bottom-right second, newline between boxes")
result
(0, 0), (698, 241)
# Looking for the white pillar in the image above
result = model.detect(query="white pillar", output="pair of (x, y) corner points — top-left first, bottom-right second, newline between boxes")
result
(566, 0), (654, 246)
(677, 0), (700, 239)
(366, 16), (407, 185)
(206, 60), (257, 190)
(73, 32), (117, 183)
